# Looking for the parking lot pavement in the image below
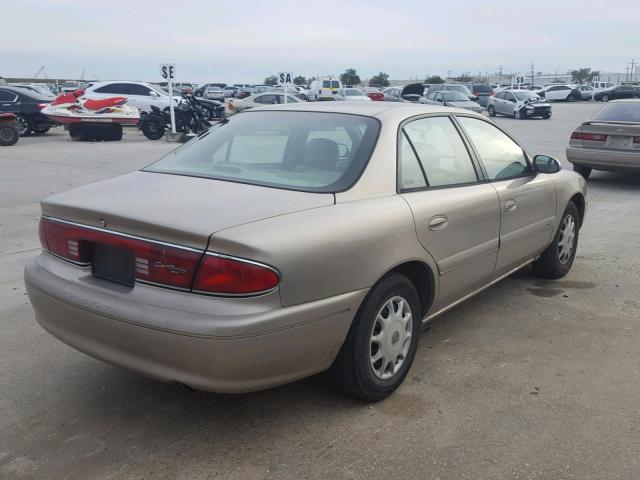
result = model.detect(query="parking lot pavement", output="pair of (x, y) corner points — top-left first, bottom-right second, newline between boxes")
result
(1, 104), (639, 480)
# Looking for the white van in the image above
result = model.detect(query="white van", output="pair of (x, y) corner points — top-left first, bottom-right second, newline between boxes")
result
(309, 78), (342, 101)
(591, 81), (614, 93)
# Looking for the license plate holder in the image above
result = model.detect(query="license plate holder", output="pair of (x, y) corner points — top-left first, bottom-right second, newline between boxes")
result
(607, 136), (632, 149)
(92, 243), (135, 287)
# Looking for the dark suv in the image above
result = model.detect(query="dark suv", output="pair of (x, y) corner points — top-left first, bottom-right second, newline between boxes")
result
(468, 83), (495, 107)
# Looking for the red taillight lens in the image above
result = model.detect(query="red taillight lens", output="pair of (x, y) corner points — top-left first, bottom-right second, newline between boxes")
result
(571, 132), (607, 141)
(40, 217), (201, 289)
(490, 90), (495, 96)
(193, 254), (279, 295)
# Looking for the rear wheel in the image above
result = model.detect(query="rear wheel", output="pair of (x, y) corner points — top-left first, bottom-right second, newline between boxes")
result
(487, 105), (496, 117)
(16, 115), (31, 136)
(330, 273), (421, 401)
(601, 94), (609, 102)
(0, 125), (19, 146)
(532, 202), (580, 279)
(141, 116), (166, 140)
(573, 164), (592, 179)
(567, 94), (575, 102)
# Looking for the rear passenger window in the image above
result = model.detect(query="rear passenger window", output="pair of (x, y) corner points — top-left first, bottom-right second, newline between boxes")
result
(457, 117), (529, 180)
(399, 134), (427, 190)
(402, 117), (478, 187)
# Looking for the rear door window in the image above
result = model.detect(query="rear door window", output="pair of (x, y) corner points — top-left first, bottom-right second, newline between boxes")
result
(403, 116), (479, 187)
(0, 90), (18, 102)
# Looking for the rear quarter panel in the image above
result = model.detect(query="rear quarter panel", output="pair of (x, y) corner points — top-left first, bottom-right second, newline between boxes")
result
(208, 195), (438, 308)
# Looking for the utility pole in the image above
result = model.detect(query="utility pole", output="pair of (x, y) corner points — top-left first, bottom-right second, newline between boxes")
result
(625, 65), (630, 82)
(530, 62), (535, 85)
(630, 59), (637, 82)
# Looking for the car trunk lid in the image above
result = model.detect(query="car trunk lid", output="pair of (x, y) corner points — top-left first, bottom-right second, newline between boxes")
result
(573, 121), (640, 151)
(41, 170), (335, 250)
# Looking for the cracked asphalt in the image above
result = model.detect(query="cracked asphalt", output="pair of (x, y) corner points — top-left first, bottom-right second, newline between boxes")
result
(1, 103), (639, 479)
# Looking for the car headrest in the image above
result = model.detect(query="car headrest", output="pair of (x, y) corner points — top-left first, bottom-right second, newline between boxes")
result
(304, 138), (339, 169)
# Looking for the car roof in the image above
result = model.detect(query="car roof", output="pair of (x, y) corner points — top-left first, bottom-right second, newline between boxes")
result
(245, 101), (482, 120)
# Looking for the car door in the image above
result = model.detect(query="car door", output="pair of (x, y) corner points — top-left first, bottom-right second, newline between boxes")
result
(492, 91), (505, 114)
(398, 115), (500, 310)
(503, 92), (517, 114)
(455, 116), (557, 275)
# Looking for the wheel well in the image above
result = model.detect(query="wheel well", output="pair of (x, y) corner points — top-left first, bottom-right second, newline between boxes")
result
(570, 193), (586, 228)
(389, 261), (435, 319)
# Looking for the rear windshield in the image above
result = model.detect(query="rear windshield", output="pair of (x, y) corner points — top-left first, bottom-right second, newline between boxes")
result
(322, 81), (330, 88)
(472, 84), (493, 93)
(145, 111), (380, 193)
(331, 81), (340, 88)
(591, 103), (640, 122)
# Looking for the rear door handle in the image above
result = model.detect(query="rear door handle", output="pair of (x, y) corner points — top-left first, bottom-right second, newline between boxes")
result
(504, 200), (517, 213)
(428, 215), (448, 231)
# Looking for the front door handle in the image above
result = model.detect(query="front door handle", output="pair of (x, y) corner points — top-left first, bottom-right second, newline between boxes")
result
(429, 215), (448, 231)
(504, 199), (517, 213)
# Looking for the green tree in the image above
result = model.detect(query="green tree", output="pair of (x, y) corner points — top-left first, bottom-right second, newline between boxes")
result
(369, 72), (390, 87)
(264, 75), (278, 86)
(425, 75), (445, 84)
(293, 75), (307, 86)
(571, 68), (599, 85)
(340, 68), (361, 86)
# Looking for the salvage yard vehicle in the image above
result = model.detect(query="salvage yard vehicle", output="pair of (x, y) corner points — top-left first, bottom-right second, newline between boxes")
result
(362, 87), (384, 101)
(567, 99), (640, 179)
(203, 86), (225, 101)
(84, 81), (179, 114)
(0, 113), (20, 146)
(335, 88), (372, 101)
(535, 84), (581, 102)
(577, 85), (595, 100)
(226, 92), (302, 114)
(0, 86), (54, 136)
(140, 93), (211, 140)
(309, 78), (342, 101)
(594, 85), (640, 102)
(421, 91), (483, 113)
(25, 102), (587, 401)
(487, 90), (552, 119)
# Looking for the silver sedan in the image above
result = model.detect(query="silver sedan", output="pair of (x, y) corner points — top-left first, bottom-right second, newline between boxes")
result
(25, 103), (586, 401)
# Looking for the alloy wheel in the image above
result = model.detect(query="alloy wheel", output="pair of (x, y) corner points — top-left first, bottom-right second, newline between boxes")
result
(16, 116), (29, 135)
(557, 214), (576, 265)
(370, 296), (413, 380)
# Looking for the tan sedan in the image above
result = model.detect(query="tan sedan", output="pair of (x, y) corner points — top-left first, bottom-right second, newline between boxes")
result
(25, 103), (587, 400)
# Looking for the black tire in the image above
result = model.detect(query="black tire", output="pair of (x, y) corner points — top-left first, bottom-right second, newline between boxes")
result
(567, 94), (575, 102)
(572, 164), (592, 179)
(532, 202), (580, 279)
(487, 105), (496, 117)
(68, 123), (83, 141)
(601, 94), (609, 102)
(33, 126), (51, 135)
(141, 116), (166, 140)
(514, 109), (526, 120)
(0, 126), (19, 146)
(16, 114), (32, 136)
(633, 95), (640, 99)
(542, 112), (552, 119)
(330, 273), (421, 401)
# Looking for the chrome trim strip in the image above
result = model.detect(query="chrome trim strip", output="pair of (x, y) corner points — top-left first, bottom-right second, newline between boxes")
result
(42, 215), (203, 253)
(423, 258), (535, 323)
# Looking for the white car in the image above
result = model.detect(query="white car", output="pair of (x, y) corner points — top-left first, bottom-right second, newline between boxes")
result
(84, 81), (179, 114)
(226, 92), (303, 114)
(203, 86), (225, 101)
(577, 85), (595, 100)
(335, 88), (372, 101)
(534, 85), (581, 102)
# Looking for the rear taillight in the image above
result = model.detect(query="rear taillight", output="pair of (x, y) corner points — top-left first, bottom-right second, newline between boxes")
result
(490, 90), (495, 96)
(193, 253), (279, 295)
(571, 132), (607, 141)
(37, 103), (48, 110)
(634, 136), (640, 144)
(39, 217), (201, 289)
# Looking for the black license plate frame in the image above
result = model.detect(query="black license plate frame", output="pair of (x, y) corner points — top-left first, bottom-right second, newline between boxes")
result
(92, 243), (135, 287)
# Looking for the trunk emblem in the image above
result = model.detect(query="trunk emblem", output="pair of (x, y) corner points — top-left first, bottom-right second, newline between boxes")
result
(99, 218), (107, 228)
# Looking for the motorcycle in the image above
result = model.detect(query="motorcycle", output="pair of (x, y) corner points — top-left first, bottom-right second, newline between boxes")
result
(140, 93), (213, 140)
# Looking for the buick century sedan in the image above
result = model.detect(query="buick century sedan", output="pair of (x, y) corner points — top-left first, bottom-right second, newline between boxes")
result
(25, 103), (587, 401)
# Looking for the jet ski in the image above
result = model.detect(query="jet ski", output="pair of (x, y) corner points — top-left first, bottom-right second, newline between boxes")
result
(42, 89), (140, 125)
(42, 89), (140, 141)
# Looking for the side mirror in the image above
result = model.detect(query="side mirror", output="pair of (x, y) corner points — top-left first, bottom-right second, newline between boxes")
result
(532, 155), (561, 174)
(149, 91), (159, 98)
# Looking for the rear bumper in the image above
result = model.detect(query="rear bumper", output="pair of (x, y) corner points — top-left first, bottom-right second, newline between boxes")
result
(566, 146), (640, 171)
(24, 253), (367, 393)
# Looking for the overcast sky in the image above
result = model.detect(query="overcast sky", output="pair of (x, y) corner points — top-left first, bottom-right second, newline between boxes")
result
(2, 0), (638, 83)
